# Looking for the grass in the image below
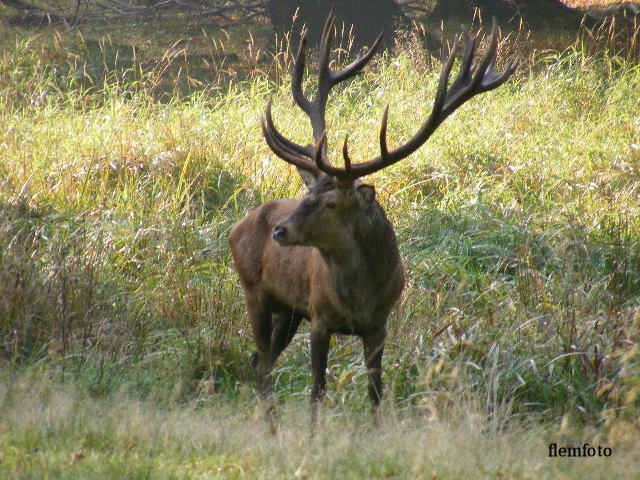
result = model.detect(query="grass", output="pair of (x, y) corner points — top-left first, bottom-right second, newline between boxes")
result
(1, 373), (638, 480)
(1, 13), (640, 479)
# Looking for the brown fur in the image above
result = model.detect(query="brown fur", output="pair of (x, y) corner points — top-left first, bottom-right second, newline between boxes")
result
(232, 11), (514, 433)
(229, 176), (404, 428)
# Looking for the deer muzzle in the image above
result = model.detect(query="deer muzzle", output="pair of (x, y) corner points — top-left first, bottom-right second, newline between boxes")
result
(272, 224), (288, 244)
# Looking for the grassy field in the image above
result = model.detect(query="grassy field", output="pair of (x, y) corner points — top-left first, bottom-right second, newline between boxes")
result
(1, 374), (638, 480)
(1, 12), (639, 479)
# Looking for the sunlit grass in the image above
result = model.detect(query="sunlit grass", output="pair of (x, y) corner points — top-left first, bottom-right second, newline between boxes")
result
(1, 16), (640, 478)
(1, 373), (638, 480)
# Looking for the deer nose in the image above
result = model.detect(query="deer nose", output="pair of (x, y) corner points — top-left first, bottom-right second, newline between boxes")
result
(272, 225), (287, 243)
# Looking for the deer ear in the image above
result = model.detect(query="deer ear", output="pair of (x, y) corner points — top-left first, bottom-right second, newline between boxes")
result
(355, 184), (375, 207)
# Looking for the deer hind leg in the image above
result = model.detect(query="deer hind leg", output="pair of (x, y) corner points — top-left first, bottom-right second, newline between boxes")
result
(363, 327), (386, 427)
(270, 309), (303, 364)
(246, 294), (275, 416)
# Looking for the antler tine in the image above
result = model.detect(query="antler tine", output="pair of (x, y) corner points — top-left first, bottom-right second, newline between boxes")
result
(292, 32), (312, 116)
(443, 19), (501, 114)
(447, 31), (477, 96)
(478, 57), (519, 92)
(472, 20), (499, 87)
(261, 114), (302, 164)
(314, 132), (336, 174)
(342, 135), (352, 172)
(265, 100), (315, 158)
(331, 31), (384, 86)
(379, 105), (390, 158)
(431, 35), (462, 123)
(262, 105), (322, 177)
(315, 131), (355, 184)
(314, 131), (355, 185)
(318, 10), (336, 87)
(465, 20), (502, 101)
(333, 19), (516, 181)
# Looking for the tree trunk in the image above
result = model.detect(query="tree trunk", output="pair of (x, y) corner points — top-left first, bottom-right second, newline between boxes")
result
(269, 0), (402, 53)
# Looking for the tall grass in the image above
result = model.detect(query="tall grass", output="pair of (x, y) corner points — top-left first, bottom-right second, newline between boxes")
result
(0, 16), (639, 478)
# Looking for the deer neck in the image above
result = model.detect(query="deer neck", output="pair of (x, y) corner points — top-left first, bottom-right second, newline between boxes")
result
(317, 207), (399, 308)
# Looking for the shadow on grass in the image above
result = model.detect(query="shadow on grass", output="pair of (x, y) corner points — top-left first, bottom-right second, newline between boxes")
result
(390, 203), (640, 422)
(0, 18), (261, 108)
(0, 164), (259, 402)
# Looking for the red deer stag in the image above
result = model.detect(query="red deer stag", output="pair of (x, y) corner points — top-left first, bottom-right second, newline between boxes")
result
(230, 13), (516, 429)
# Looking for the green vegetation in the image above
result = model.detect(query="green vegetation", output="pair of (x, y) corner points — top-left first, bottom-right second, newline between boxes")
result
(1, 16), (639, 479)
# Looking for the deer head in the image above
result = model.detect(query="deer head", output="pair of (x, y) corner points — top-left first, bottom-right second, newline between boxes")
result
(264, 12), (517, 249)
(271, 176), (375, 249)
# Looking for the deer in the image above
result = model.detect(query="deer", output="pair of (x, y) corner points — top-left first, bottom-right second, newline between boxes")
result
(229, 12), (516, 431)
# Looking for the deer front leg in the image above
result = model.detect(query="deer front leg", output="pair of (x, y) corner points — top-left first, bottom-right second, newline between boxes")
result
(310, 323), (330, 433)
(363, 327), (386, 427)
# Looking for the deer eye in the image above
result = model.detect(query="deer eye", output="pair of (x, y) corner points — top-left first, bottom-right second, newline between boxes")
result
(325, 201), (337, 209)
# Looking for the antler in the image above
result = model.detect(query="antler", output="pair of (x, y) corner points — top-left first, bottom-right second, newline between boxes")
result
(262, 10), (383, 183)
(315, 19), (518, 183)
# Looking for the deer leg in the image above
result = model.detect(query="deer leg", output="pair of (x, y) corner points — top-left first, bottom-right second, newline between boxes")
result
(363, 327), (386, 427)
(309, 324), (330, 433)
(270, 310), (303, 364)
(246, 295), (275, 418)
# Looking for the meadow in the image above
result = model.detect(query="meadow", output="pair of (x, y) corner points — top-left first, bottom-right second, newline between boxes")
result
(0, 11), (639, 479)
